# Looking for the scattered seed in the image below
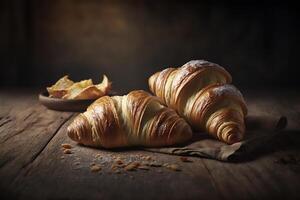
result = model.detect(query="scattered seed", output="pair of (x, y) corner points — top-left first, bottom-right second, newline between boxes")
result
(95, 154), (102, 158)
(63, 149), (72, 154)
(125, 165), (136, 171)
(125, 162), (140, 171)
(61, 143), (72, 149)
(111, 164), (118, 171)
(166, 164), (181, 171)
(144, 156), (152, 161)
(90, 165), (102, 172)
(115, 159), (123, 165)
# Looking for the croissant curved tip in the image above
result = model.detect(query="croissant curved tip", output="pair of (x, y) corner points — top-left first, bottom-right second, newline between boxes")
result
(221, 124), (244, 144)
(226, 132), (243, 144)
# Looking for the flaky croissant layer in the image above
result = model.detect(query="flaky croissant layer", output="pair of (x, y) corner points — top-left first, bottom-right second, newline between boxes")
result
(149, 60), (247, 144)
(67, 90), (193, 148)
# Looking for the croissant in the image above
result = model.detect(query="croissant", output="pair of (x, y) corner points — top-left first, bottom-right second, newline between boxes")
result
(149, 60), (247, 144)
(67, 90), (192, 148)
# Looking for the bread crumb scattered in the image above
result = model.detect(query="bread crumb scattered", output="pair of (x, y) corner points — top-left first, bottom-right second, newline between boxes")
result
(90, 165), (102, 172)
(95, 154), (102, 158)
(111, 164), (118, 171)
(63, 149), (72, 154)
(144, 156), (152, 161)
(115, 158), (123, 165)
(61, 151), (184, 174)
(166, 164), (181, 171)
(125, 162), (140, 171)
(61, 143), (72, 149)
(163, 163), (169, 167)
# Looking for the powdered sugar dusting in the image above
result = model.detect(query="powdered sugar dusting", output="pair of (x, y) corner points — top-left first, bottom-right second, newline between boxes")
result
(212, 84), (243, 98)
(182, 60), (225, 70)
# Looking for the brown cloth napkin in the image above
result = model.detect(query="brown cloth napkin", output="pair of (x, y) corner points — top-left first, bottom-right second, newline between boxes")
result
(144, 115), (287, 162)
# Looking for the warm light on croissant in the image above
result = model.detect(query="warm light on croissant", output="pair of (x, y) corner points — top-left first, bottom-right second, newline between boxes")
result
(67, 90), (193, 148)
(149, 60), (247, 144)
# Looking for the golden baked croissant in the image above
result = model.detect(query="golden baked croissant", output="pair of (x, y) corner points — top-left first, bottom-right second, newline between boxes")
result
(149, 60), (247, 144)
(67, 90), (192, 148)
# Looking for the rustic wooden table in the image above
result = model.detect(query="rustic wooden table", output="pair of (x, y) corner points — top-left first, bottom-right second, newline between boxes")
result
(0, 89), (299, 200)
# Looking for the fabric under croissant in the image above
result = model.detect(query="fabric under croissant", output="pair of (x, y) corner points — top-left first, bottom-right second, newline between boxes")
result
(143, 115), (287, 162)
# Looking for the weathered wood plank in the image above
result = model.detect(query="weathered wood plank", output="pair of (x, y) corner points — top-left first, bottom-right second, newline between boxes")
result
(11, 116), (220, 200)
(0, 90), (74, 192)
(1, 89), (299, 200)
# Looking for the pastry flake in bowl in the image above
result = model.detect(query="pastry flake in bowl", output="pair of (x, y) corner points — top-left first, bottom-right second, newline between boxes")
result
(47, 75), (112, 100)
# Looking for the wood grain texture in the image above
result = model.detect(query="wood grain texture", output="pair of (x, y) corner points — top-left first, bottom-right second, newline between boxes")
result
(0, 89), (299, 200)
(0, 89), (74, 198)
(11, 116), (220, 200)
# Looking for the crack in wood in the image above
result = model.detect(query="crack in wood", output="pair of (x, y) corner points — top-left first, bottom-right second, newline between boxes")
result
(16, 114), (74, 177)
(0, 118), (12, 127)
(0, 107), (49, 144)
(0, 127), (26, 144)
(200, 160), (225, 200)
(23, 111), (35, 121)
(0, 118), (41, 145)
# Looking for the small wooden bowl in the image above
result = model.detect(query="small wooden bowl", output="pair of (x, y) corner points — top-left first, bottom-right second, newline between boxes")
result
(39, 91), (98, 112)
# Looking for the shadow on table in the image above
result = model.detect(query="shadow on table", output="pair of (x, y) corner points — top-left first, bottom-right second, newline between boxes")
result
(230, 129), (300, 163)
(79, 115), (299, 163)
(143, 115), (299, 162)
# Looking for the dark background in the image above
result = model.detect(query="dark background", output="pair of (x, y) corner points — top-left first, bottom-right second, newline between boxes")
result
(0, 0), (298, 93)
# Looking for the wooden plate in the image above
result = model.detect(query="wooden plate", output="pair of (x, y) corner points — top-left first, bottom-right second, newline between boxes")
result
(39, 91), (98, 112)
